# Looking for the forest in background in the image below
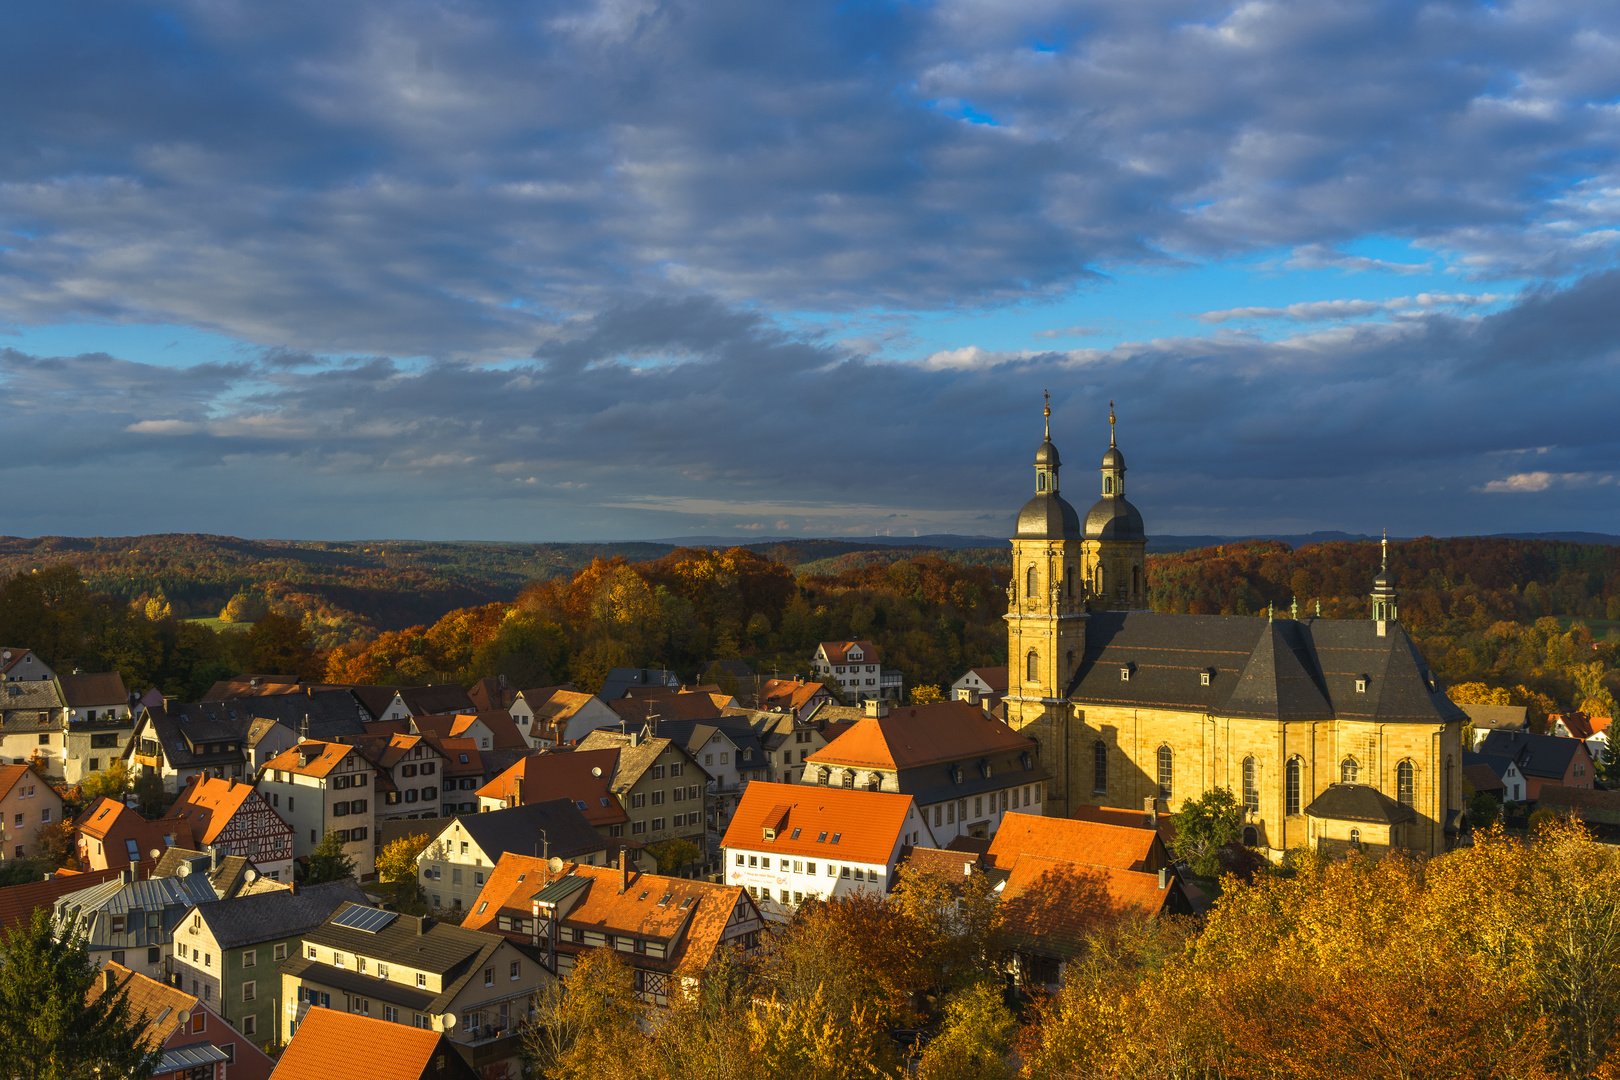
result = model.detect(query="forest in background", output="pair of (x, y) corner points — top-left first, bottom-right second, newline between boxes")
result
(0, 533), (1612, 716)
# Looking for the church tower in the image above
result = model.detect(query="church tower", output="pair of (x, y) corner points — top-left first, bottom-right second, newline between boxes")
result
(1080, 402), (1149, 610)
(1004, 394), (1089, 817)
(1370, 530), (1399, 634)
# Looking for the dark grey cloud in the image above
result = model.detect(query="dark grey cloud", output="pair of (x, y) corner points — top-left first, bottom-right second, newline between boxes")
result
(0, 275), (1614, 538)
(0, 0), (1617, 358)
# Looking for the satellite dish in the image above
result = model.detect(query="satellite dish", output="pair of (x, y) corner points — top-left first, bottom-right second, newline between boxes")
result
(442, 1014), (457, 1031)
(590, 767), (602, 777)
(548, 857), (564, 874)
(148, 849), (160, 861)
(177, 862), (190, 877)
(244, 868), (258, 882)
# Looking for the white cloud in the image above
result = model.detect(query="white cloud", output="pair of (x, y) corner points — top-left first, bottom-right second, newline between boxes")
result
(1198, 293), (1505, 323)
(1480, 471), (1615, 493)
(124, 419), (202, 435)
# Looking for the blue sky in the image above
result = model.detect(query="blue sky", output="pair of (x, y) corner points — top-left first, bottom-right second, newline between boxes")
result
(0, 0), (1616, 542)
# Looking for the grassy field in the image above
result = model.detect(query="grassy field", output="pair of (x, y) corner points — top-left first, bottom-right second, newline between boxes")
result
(183, 618), (256, 633)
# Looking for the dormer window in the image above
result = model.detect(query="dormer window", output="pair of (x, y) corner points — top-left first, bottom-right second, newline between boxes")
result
(1355, 677), (1368, 694)
(1200, 670), (1211, 686)
(1120, 666), (1132, 682)
(1020, 751), (1032, 772)
(763, 827), (777, 841)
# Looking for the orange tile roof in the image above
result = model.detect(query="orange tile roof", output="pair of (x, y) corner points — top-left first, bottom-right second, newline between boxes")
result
(74, 798), (170, 872)
(158, 775), (260, 846)
(0, 764), (40, 800)
(1072, 804), (1178, 847)
(720, 781), (916, 866)
(997, 855), (1178, 952)
(477, 750), (627, 826)
(261, 740), (364, 780)
(818, 640), (880, 665)
(272, 1004), (451, 1080)
(759, 680), (827, 712)
(806, 700), (1036, 771)
(466, 856), (755, 976)
(987, 812), (1161, 874)
(1554, 713), (1613, 739)
(421, 735), (482, 775)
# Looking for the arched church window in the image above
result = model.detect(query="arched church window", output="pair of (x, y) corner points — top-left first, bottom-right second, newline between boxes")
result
(1242, 825), (1259, 847)
(1341, 757), (1358, 784)
(1093, 741), (1107, 794)
(1026, 650), (1039, 683)
(1027, 565), (1037, 597)
(1156, 745), (1173, 800)
(1286, 757), (1303, 816)
(1350, 828), (1361, 847)
(1242, 757), (1258, 813)
(1397, 761), (1415, 807)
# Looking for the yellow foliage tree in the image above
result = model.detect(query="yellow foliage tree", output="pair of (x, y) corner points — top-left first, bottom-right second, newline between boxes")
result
(910, 685), (945, 705)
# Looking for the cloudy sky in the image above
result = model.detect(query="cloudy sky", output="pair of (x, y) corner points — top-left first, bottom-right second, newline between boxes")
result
(1, 0), (1616, 541)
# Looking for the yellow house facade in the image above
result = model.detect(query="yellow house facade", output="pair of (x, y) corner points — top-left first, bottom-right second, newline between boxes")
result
(1003, 402), (1467, 860)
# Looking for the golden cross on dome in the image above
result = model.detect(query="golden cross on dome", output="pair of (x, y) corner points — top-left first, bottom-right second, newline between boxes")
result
(1043, 390), (1050, 438)
(1109, 399), (1116, 447)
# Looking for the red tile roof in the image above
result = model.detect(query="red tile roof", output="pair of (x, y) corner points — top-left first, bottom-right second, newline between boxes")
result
(75, 798), (169, 873)
(720, 781), (915, 866)
(1072, 804), (1178, 847)
(807, 700), (1036, 771)
(758, 680), (828, 713)
(477, 750), (628, 826)
(818, 640), (880, 665)
(261, 740), (363, 780)
(1554, 713), (1613, 740)
(0, 867), (121, 934)
(272, 1004), (455, 1080)
(0, 764), (42, 801)
(963, 666), (1009, 694)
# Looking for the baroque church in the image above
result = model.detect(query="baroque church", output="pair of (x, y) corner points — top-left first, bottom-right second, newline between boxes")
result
(1003, 400), (1468, 859)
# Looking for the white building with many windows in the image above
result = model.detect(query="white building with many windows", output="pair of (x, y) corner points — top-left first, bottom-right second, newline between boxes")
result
(720, 781), (935, 922)
(809, 641), (904, 703)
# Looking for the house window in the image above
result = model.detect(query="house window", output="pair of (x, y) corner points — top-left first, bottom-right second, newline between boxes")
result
(1156, 746), (1172, 800)
(1093, 741), (1107, 794)
(1242, 757), (1258, 813)
(242, 950), (256, 968)
(243, 1015), (257, 1036)
(1349, 828), (1361, 846)
(242, 981), (256, 1001)
(1397, 761), (1415, 807)
(510, 961), (521, 980)
(1286, 758), (1303, 816)
(1341, 758), (1358, 784)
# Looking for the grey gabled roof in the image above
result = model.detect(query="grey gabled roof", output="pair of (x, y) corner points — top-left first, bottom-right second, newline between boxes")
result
(452, 800), (605, 862)
(57, 874), (218, 917)
(192, 879), (370, 949)
(299, 902), (507, 1012)
(647, 717), (763, 763)
(1304, 783), (1417, 825)
(1478, 730), (1585, 780)
(1066, 613), (1466, 726)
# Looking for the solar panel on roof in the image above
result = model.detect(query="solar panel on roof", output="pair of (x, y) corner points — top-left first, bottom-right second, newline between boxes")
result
(330, 906), (399, 933)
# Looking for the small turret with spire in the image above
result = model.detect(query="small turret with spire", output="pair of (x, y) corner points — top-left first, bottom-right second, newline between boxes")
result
(1033, 390), (1061, 495)
(1370, 529), (1398, 633)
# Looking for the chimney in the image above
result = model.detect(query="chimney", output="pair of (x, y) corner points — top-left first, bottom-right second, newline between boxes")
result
(287, 880), (296, 896)
(955, 687), (981, 706)
(209, 844), (221, 871)
(795, 674), (804, 685)
(1158, 867), (1168, 890)
(119, 868), (132, 885)
(1144, 797), (1158, 830)
(417, 915), (430, 935)
(103, 968), (117, 993)
(863, 698), (888, 719)
(619, 848), (630, 895)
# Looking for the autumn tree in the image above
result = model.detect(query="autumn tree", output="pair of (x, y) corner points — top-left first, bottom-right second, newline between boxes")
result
(916, 982), (1016, 1080)
(1170, 785), (1243, 878)
(78, 760), (131, 804)
(523, 949), (646, 1080)
(33, 820), (75, 870)
(910, 685), (945, 705)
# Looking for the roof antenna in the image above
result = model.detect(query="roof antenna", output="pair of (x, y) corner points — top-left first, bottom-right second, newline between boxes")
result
(1109, 400), (1116, 447)
(1043, 390), (1051, 440)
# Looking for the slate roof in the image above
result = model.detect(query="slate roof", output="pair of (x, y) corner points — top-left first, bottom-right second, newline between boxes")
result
(609, 693), (726, 726)
(450, 800), (608, 862)
(1066, 612), (1467, 725)
(58, 672), (129, 709)
(1479, 730), (1587, 780)
(292, 903), (507, 1014)
(149, 848), (259, 900)
(272, 1007), (470, 1080)
(190, 879), (369, 949)
(600, 668), (681, 702)
(639, 717), (763, 767)
(0, 680), (65, 727)
(172, 690), (370, 741)
(1302, 783), (1417, 825)
(394, 685), (477, 716)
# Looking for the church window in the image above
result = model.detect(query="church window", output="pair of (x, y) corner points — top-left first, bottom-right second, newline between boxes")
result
(1397, 761), (1415, 807)
(1286, 758), (1303, 816)
(1156, 746), (1172, 800)
(1341, 758), (1358, 784)
(1027, 651), (1039, 683)
(1092, 741), (1107, 794)
(1026, 565), (1037, 597)
(1242, 757), (1258, 813)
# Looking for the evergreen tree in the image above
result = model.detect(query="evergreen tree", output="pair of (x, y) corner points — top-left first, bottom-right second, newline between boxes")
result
(0, 909), (165, 1080)
(304, 829), (356, 884)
